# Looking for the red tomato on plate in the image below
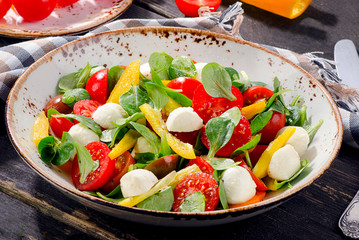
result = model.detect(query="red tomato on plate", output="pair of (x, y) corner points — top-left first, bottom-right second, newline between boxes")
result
(166, 77), (202, 100)
(201, 115), (251, 157)
(57, 0), (79, 7)
(248, 144), (268, 167)
(73, 99), (102, 119)
(192, 85), (243, 123)
(100, 151), (135, 193)
(171, 129), (201, 146)
(0, 0), (11, 19)
(13, 0), (57, 22)
(258, 111), (285, 144)
(175, 0), (221, 17)
(72, 142), (115, 191)
(86, 69), (109, 104)
(242, 86), (274, 106)
(49, 115), (74, 139)
(187, 157), (214, 175)
(172, 172), (219, 212)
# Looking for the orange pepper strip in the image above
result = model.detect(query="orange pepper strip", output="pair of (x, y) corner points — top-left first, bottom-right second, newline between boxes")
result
(107, 60), (141, 104)
(241, 99), (266, 120)
(139, 103), (196, 159)
(32, 111), (49, 146)
(229, 191), (266, 208)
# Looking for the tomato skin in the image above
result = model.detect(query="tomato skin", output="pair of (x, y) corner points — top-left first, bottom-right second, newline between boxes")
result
(258, 111), (286, 144)
(72, 142), (115, 191)
(44, 94), (73, 116)
(175, 0), (221, 17)
(172, 172), (219, 212)
(0, 0), (11, 19)
(187, 157), (214, 175)
(73, 99), (102, 118)
(171, 129), (201, 146)
(192, 85), (244, 123)
(57, 160), (73, 174)
(242, 86), (274, 106)
(57, 0), (79, 7)
(86, 69), (109, 104)
(13, 0), (57, 22)
(248, 144), (267, 167)
(49, 115), (74, 138)
(201, 115), (251, 157)
(100, 151), (135, 193)
(166, 77), (202, 100)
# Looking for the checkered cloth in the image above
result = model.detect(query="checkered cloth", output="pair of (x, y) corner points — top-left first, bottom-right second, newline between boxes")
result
(1, 2), (357, 148)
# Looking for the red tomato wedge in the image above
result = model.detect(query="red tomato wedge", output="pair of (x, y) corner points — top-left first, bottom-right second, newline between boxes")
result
(100, 151), (135, 193)
(192, 85), (243, 123)
(72, 142), (115, 191)
(187, 156), (214, 175)
(172, 172), (219, 212)
(175, 0), (221, 17)
(258, 111), (286, 144)
(57, 0), (79, 7)
(73, 99), (102, 118)
(0, 0), (11, 19)
(201, 115), (251, 157)
(166, 77), (202, 100)
(171, 129), (201, 146)
(242, 86), (274, 106)
(13, 0), (57, 22)
(86, 69), (109, 104)
(49, 115), (74, 139)
(248, 144), (268, 167)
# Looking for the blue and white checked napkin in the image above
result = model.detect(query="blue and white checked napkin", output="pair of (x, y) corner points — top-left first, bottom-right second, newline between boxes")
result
(1, 2), (357, 148)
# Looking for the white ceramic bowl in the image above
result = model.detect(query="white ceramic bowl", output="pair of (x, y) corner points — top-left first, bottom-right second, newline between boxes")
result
(6, 27), (343, 227)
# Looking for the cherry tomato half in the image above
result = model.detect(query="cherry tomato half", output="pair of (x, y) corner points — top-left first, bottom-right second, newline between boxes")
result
(248, 144), (268, 167)
(0, 0), (12, 19)
(172, 172), (219, 212)
(44, 94), (73, 116)
(242, 86), (274, 106)
(166, 77), (202, 100)
(258, 111), (285, 144)
(171, 129), (201, 146)
(192, 85), (244, 123)
(57, 0), (79, 7)
(187, 157), (214, 175)
(86, 69), (109, 104)
(201, 115), (251, 157)
(175, 0), (222, 17)
(13, 0), (57, 22)
(100, 151), (135, 193)
(73, 99), (102, 119)
(72, 142), (115, 191)
(49, 115), (74, 139)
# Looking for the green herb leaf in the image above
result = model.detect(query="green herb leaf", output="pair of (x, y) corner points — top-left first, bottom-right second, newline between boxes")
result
(57, 63), (93, 93)
(219, 180), (228, 209)
(95, 192), (124, 203)
(137, 187), (174, 211)
(220, 107), (241, 126)
(149, 52), (173, 80)
(166, 91), (192, 107)
(38, 136), (57, 163)
(169, 55), (197, 79)
(62, 88), (90, 108)
(179, 191), (205, 212)
(201, 62), (236, 101)
(55, 114), (102, 135)
(160, 131), (172, 157)
(130, 122), (161, 158)
(210, 158), (237, 170)
(306, 119), (323, 143)
(46, 108), (60, 121)
(230, 134), (261, 158)
(52, 132), (75, 166)
(119, 85), (153, 115)
(145, 82), (169, 110)
(107, 65), (125, 92)
(250, 111), (273, 135)
(73, 142), (99, 184)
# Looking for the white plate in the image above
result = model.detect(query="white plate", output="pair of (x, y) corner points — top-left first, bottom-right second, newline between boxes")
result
(0, 0), (132, 38)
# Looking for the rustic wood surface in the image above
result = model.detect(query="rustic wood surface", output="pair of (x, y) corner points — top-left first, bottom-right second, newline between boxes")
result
(1, 0), (358, 239)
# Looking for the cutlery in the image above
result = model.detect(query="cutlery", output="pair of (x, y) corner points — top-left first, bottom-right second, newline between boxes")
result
(334, 39), (359, 89)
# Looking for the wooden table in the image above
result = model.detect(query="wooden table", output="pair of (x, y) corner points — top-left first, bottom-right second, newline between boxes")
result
(1, 0), (358, 239)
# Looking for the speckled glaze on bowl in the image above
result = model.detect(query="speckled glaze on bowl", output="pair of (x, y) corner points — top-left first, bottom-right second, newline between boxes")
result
(6, 27), (343, 227)
(0, 0), (132, 38)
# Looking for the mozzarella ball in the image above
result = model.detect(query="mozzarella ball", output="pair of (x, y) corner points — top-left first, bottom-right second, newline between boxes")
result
(133, 136), (154, 154)
(166, 107), (203, 132)
(194, 62), (207, 82)
(267, 144), (301, 181)
(140, 63), (152, 79)
(221, 166), (257, 204)
(92, 103), (128, 129)
(120, 169), (158, 198)
(277, 126), (310, 156)
(68, 124), (99, 146)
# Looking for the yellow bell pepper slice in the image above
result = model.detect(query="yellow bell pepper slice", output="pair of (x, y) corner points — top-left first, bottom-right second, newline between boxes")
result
(170, 164), (201, 187)
(119, 171), (177, 207)
(108, 129), (140, 160)
(139, 103), (196, 159)
(163, 97), (182, 115)
(32, 111), (49, 146)
(107, 60), (141, 103)
(241, 99), (266, 120)
(252, 127), (296, 179)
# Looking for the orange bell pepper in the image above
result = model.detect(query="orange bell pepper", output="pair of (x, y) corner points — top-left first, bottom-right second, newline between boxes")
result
(229, 191), (266, 208)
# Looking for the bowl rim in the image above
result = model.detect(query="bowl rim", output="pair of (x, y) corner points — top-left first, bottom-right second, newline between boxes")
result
(5, 26), (344, 218)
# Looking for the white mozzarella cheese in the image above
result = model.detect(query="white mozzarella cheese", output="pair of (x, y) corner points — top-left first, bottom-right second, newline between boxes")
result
(133, 136), (154, 154)
(120, 169), (158, 198)
(165, 107), (203, 132)
(68, 124), (99, 146)
(140, 63), (152, 79)
(221, 166), (257, 204)
(277, 126), (310, 156)
(92, 103), (128, 129)
(194, 62), (207, 82)
(267, 144), (301, 181)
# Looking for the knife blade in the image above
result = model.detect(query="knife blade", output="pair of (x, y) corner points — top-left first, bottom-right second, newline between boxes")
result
(334, 39), (359, 89)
